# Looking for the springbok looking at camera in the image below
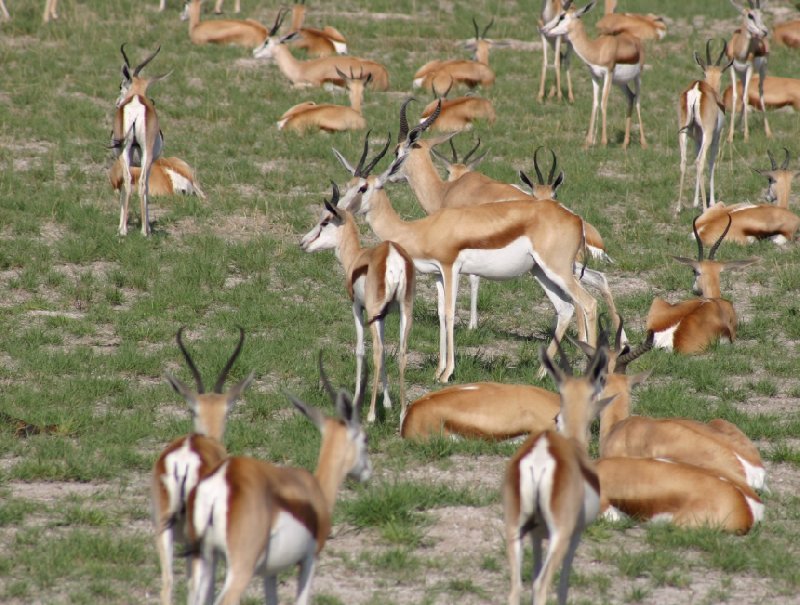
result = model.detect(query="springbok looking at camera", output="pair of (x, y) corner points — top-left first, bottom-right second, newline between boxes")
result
(151, 328), (254, 605)
(288, 0), (347, 56)
(109, 156), (206, 199)
(726, 0), (771, 142)
(504, 342), (612, 605)
(301, 181), (415, 423)
(334, 125), (598, 383)
(677, 40), (732, 213)
(182, 0), (268, 47)
(277, 68), (371, 132)
(541, 1), (647, 149)
(412, 17), (498, 92)
(538, 0), (575, 102)
(418, 79), (496, 132)
(596, 0), (666, 41)
(112, 45), (169, 237)
(185, 358), (371, 605)
(647, 216), (756, 354)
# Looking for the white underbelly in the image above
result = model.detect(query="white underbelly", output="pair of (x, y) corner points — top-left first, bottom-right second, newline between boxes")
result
(457, 237), (535, 279)
(612, 63), (640, 84)
(260, 512), (316, 573)
(412, 258), (442, 275)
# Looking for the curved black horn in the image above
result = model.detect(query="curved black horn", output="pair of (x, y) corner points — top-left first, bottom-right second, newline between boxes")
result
(412, 99), (441, 135)
(767, 149), (777, 170)
(317, 351), (338, 403)
(716, 40), (728, 66)
(463, 137), (482, 164)
(705, 38), (713, 66)
(448, 138), (458, 163)
(482, 17), (495, 38)
(325, 179), (341, 215)
(615, 330), (654, 374)
(472, 16), (480, 40)
(547, 148), (558, 184)
(213, 327), (245, 393)
(692, 215), (704, 261)
(353, 130), (372, 177)
(120, 44), (131, 69)
(270, 8), (288, 36)
(782, 147), (791, 170)
(533, 146), (545, 184)
(398, 98), (414, 143)
(554, 336), (574, 376)
(133, 45), (161, 77)
(708, 215), (732, 260)
(362, 132), (392, 176)
(176, 327), (205, 393)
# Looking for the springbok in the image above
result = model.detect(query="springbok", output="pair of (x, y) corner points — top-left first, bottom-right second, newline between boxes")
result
(677, 39), (732, 213)
(595, 0), (666, 41)
(277, 68), (371, 132)
(412, 17), (497, 91)
(288, 0), (347, 56)
(185, 358), (371, 605)
(538, 0), (575, 102)
(109, 156), (206, 199)
(647, 216), (756, 353)
(504, 342), (612, 605)
(334, 127), (599, 383)
(754, 148), (798, 208)
(152, 327), (254, 605)
(773, 17), (800, 48)
(722, 74), (800, 113)
(430, 137), (489, 182)
(181, 0), (267, 47)
(253, 11), (389, 90)
(726, 0), (771, 142)
(112, 45), (170, 236)
(541, 1), (647, 149)
(419, 80), (496, 132)
(300, 181), (415, 423)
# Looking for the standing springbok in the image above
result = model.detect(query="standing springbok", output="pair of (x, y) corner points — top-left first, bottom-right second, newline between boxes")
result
(334, 128), (598, 383)
(596, 0), (666, 41)
(300, 181), (415, 424)
(504, 342), (612, 605)
(677, 40), (732, 213)
(647, 216), (756, 353)
(182, 0), (268, 47)
(0, 0), (56, 21)
(112, 45), (169, 236)
(109, 156), (206, 199)
(288, 0), (347, 56)
(538, 0), (575, 102)
(412, 17), (497, 91)
(185, 358), (371, 605)
(541, 1), (647, 149)
(726, 0), (771, 142)
(152, 327), (254, 605)
(277, 68), (371, 132)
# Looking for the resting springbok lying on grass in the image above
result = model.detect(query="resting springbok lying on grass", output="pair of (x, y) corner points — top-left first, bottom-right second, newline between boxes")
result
(277, 68), (371, 132)
(253, 11), (389, 90)
(334, 124), (599, 383)
(112, 45), (170, 236)
(288, 0), (347, 56)
(109, 156), (206, 199)
(504, 341), (613, 605)
(722, 74), (800, 113)
(677, 39), (731, 213)
(540, 1), (647, 149)
(151, 327), (253, 605)
(418, 79), (496, 132)
(301, 180), (414, 423)
(185, 357), (370, 605)
(182, 0), (267, 47)
(773, 17), (800, 48)
(647, 216), (756, 354)
(412, 17), (497, 91)
(164, 0), (238, 12)
(595, 0), (666, 41)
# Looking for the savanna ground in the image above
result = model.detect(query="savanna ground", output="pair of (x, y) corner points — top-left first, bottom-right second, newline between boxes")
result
(1, 0), (799, 603)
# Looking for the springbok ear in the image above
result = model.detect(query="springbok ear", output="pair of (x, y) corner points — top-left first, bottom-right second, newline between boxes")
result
(519, 170), (534, 189)
(226, 371), (255, 406)
(721, 258), (758, 272)
(286, 392), (326, 431)
(577, 1), (596, 17)
(332, 148), (357, 175)
(552, 171), (565, 192)
(594, 394), (617, 416)
(628, 370), (652, 389)
(165, 373), (199, 413)
(672, 256), (699, 269)
(538, 345), (565, 385)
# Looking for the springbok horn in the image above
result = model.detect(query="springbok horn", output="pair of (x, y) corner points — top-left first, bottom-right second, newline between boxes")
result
(213, 327), (246, 393)
(362, 132), (392, 176)
(324, 180), (341, 216)
(533, 146), (545, 184)
(716, 40), (728, 66)
(354, 130), (372, 177)
(705, 39), (713, 66)
(708, 215), (732, 260)
(133, 45), (161, 77)
(614, 315), (625, 354)
(554, 336), (574, 376)
(472, 16), (480, 40)
(547, 148), (558, 184)
(768, 149), (777, 170)
(120, 44), (131, 69)
(463, 137), (482, 164)
(692, 215), (705, 261)
(269, 8), (287, 36)
(317, 352), (338, 403)
(782, 148), (791, 170)
(448, 138), (458, 163)
(398, 98), (414, 142)
(412, 99), (441, 135)
(482, 17), (494, 38)
(176, 327), (205, 394)
(615, 330), (654, 375)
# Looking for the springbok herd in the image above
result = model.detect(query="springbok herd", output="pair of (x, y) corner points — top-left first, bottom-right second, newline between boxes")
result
(5, 0), (800, 603)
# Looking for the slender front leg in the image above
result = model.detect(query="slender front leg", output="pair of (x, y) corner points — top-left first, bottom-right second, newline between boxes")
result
(564, 46), (574, 103)
(139, 155), (152, 236)
(695, 134), (711, 209)
(677, 127), (689, 214)
(707, 121), (722, 207)
(551, 35), (562, 100)
(397, 301), (412, 420)
(352, 303), (370, 420)
(757, 59), (772, 138)
(600, 71), (612, 146)
(467, 274), (480, 330)
(585, 76), (601, 148)
(742, 65), (753, 141)
(119, 158), (131, 236)
(434, 275), (447, 381)
(439, 266), (459, 383)
(633, 73), (646, 148)
(727, 68), (739, 143)
(538, 34), (549, 101)
(620, 83), (635, 150)
(369, 318), (391, 416)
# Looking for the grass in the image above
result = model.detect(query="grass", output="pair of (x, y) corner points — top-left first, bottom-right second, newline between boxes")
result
(0, 0), (799, 603)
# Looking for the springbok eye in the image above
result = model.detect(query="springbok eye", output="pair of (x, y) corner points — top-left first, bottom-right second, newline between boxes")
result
(359, 184), (369, 193)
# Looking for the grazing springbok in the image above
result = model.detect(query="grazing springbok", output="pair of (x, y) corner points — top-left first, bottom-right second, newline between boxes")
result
(726, 0), (771, 142)
(253, 11), (389, 90)
(773, 17), (800, 48)
(722, 74), (800, 113)
(504, 342), (612, 605)
(412, 17), (497, 92)
(541, 1), (647, 149)
(185, 358), (371, 605)
(109, 156), (206, 199)
(277, 68), (371, 132)
(300, 181), (415, 423)
(289, 0), (347, 57)
(538, 0), (575, 102)
(677, 39), (732, 213)
(419, 80), (496, 132)
(181, 0), (268, 47)
(152, 327), (254, 605)
(112, 45), (169, 236)
(596, 0), (666, 41)
(334, 127), (599, 383)
(647, 216), (756, 353)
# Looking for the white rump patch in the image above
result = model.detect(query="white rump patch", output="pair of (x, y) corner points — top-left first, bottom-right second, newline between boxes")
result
(612, 63), (640, 84)
(518, 437), (556, 521)
(736, 454), (767, 491)
(746, 496), (765, 524)
(412, 77), (424, 88)
(771, 234), (788, 245)
(653, 325), (677, 351)
(166, 168), (193, 195)
(332, 40), (347, 54)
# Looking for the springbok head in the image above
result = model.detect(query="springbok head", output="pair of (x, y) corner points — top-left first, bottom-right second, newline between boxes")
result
(730, 0), (768, 38)
(519, 146), (565, 200)
(252, 9), (291, 59)
(430, 136), (487, 181)
(540, 1), (594, 38)
(693, 39), (733, 91)
(116, 45), (170, 108)
(754, 148), (798, 206)
(300, 181), (346, 253)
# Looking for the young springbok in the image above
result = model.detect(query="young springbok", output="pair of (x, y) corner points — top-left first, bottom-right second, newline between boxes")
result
(677, 39), (731, 213)
(541, 1), (647, 149)
(538, 0), (575, 102)
(112, 45), (169, 236)
(726, 0), (771, 142)
(151, 327), (254, 605)
(722, 74), (800, 113)
(647, 216), (756, 353)
(288, 0), (347, 57)
(277, 68), (371, 132)
(109, 156), (206, 199)
(412, 17), (497, 92)
(595, 0), (666, 41)
(504, 342), (612, 605)
(181, 0), (268, 47)
(185, 358), (371, 605)
(300, 181), (415, 423)
(418, 80), (496, 132)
